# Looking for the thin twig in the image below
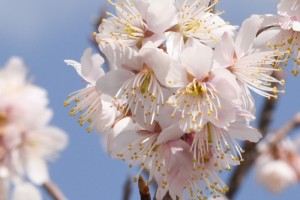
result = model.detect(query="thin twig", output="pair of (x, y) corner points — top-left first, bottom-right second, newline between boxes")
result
(43, 181), (67, 200)
(270, 113), (300, 148)
(123, 176), (132, 200)
(138, 175), (151, 200)
(226, 72), (283, 199)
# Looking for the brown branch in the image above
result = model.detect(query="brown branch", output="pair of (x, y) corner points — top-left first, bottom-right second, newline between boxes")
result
(138, 175), (151, 200)
(43, 181), (67, 200)
(269, 113), (300, 148)
(123, 176), (132, 200)
(226, 72), (284, 200)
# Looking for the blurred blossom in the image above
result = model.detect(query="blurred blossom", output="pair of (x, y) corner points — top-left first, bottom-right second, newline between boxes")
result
(256, 157), (297, 193)
(256, 137), (300, 193)
(0, 57), (68, 200)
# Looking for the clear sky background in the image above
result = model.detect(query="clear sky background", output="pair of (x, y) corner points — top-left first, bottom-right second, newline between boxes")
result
(0, 0), (300, 199)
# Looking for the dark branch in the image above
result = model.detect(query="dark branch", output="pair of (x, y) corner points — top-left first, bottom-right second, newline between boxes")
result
(138, 175), (151, 200)
(123, 176), (132, 200)
(43, 181), (67, 200)
(269, 113), (300, 148)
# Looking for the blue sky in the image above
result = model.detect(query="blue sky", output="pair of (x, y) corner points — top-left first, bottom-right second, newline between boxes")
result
(0, 0), (300, 199)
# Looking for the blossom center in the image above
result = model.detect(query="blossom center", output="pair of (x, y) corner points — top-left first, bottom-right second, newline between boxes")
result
(115, 67), (163, 125)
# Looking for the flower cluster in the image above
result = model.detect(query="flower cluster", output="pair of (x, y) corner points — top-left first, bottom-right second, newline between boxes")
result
(64, 0), (299, 199)
(0, 57), (68, 200)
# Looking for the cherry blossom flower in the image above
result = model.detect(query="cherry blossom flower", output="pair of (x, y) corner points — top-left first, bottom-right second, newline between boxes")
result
(110, 110), (228, 200)
(158, 44), (241, 132)
(256, 157), (297, 193)
(213, 15), (285, 112)
(0, 57), (68, 199)
(165, 0), (236, 59)
(255, 137), (300, 193)
(95, 0), (176, 68)
(64, 48), (118, 133)
(96, 44), (172, 126)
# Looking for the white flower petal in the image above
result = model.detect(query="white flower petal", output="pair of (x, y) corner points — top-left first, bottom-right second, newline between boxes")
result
(140, 46), (186, 87)
(96, 69), (135, 97)
(180, 45), (213, 79)
(12, 182), (42, 200)
(146, 0), (177, 33)
(26, 155), (49, 185)
(65, 48), (105, 85)
(165, 32), (185, 61)
(213, 32), (235, 69)
(157, 123), (184, 144)
(228, 122), (262, 142)
(292, 21), (300, 31)
(278, 0), (300, 18)
(235, 15), (264, 58)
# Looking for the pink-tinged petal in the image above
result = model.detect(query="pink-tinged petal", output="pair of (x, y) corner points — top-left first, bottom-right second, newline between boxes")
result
(155, 188), (168, 200)
(0, 179), (8, 200)
(203, 13), (237, 47)
(95, 97), (117, 133)
(254, 27), (282, 50)
(112, 117), (136, 139)
(143, 33), (166, 48)
(12, 183), (42, 200)
(147, 0), (177, 33)
(174, 0), (210, 9)
(235, 15), (264, 58)
(1, 57), (27, 85)
(80, 48), (105, 83)
(96, 69), (134, 97)
(140, 46), (186, 87)
(65, 48), (105, 85)
(292, 21), (300, 31)
(210, 68), (240, 101)
(165, 32), (185, 61)
(184, 37), (209, 48)
(118, 45), (142, 71)
(204, 99), (236, 128)
(157, 123), (184, 144)
(26, 156), (49, 185)
(37, 127), (68, 160)
(278, 0), (300, 18)
(213, 32), (235, 69)
(260, 14), (281, 27)
(279, 17), (294, 30)
(108, 117), (136, 154)
(157, 105), (181, 129)
(165, 140), (193, 198)
(99, 41), (141, 71)
(180, 45), (213, 79)
(228, 122), (262, 142)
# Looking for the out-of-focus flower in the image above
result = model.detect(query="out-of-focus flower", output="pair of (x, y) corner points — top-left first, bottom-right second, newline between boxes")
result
(256, 157), (297, 193)
(256, 137), (300, 193)
(0, 57), (68, 199)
